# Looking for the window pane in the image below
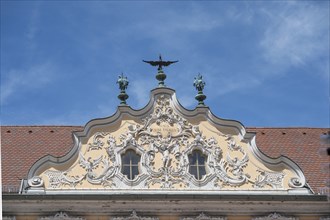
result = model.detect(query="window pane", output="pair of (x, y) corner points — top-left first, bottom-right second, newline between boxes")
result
(197, 153), (205, 164)
(122, 154), (130, 165)
(121, 150), (140, 180)
(189, 166), (198, 179)
(131, 166), (139, 179)
(131, 153), (140, 164)
(198, 165), (206, 177)
(122, 165), (130, 179)
(189, 153), (196, 165)
(188, 150), (207, 180)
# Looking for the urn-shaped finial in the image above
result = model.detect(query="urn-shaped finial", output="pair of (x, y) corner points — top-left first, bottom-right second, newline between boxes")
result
(193, 73), (207, 106)
(117, 73), (129, 105)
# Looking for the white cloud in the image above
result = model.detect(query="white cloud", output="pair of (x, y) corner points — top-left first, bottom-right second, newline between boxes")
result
(101, 3), (224, 53)
(97, 99), (118, 118)
(1, 62), (56, 105)
(26, 4), (40, 40)
(225, 2), (255, 24)
(129, 2), (329, 98)
(129, 79), (155, 109)
(40, 110), (96, 126)
(195, 1), (330, 98)
(25, 2), (42, 51)
(260, 2), (329, 72)
(212, 77), (261, 96)
(142, 4), (223, 34)
(176, 94), (196, 109)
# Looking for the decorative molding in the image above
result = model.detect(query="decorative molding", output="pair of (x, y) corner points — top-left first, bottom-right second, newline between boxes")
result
(253, 213), (297, 220)
(39, 212), (84, 220)
(112, 210), (158, 220)
(289, 177), (303, 187)
(25, 87), (309, 194)
(44, 170), (82, 188)
(28, 176), (44, 187)
(181, 213), (226, 220)
(253, 170), (285, 189)
(3, 217), (16, 220)
(320, 217), (330, 220)
(37, 95), (281, 190)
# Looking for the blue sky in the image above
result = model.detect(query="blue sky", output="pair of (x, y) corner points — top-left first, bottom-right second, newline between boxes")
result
(1, 1), (329, 127)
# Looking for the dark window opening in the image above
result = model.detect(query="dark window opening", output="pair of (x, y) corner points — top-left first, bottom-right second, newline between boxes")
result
(121, 150), (140, 180)
(189, 150), (207, 180)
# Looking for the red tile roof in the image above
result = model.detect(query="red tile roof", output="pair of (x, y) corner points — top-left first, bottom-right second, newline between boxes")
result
(249, 127), (330, 193)
(1, 126), (329, 193)
(1, 126), (82, 193)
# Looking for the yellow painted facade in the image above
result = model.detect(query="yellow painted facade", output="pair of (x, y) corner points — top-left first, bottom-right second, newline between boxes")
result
(34, 93), (299, 192)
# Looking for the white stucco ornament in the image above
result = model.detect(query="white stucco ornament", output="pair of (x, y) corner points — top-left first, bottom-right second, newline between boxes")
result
(26, 88), (309, 195)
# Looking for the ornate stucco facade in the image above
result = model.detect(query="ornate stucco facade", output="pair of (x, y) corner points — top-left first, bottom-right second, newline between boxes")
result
(2, 61), (329, 219)
(26, 88), (308, 194)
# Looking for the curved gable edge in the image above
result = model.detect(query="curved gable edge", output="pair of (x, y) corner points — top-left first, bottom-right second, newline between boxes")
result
(248, 135), (310, 194)
(25, 87), (311, 195)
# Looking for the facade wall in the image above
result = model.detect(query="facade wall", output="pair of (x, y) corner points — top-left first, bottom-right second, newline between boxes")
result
(3, 214), (329, 220)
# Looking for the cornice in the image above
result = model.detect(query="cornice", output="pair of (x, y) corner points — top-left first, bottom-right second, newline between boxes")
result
(3, 194), (329, 215)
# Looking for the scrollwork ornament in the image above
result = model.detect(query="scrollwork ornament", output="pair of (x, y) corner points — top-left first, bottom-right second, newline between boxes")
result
(120, 125), (139, 147)
(208, 136), (250, 187)
(88, 132), (109, 151)
(45, 170), (85, 188)
(39, 93), (302, 192)
(28, 176), (44, 187)
(106, 135), (117, 162)
(252, 213), (297, 220)
(289, 177), (303, 187)
(112, 210), (159, 220)
(181, 213), (226, 220)
(79, 153), (118, 187)
(254, 170), (285, 189)
(39, 211), (85, 220)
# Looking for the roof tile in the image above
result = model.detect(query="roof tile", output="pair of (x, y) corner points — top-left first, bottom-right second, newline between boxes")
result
(1, 126), (329, 193)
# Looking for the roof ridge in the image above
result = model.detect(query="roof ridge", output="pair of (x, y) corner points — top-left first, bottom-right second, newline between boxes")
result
(1, 126), (329, 129)
(247, 127), (329, 129)
(0, 125), (84, 128)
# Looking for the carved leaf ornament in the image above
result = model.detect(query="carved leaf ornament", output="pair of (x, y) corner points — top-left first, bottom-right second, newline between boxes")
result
(252, 213), (297, 220)
(28, 91), (306, 193)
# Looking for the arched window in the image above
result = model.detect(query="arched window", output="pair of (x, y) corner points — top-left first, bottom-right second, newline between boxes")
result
(121, 150), (140, 180)
(188, 150), (207, 180)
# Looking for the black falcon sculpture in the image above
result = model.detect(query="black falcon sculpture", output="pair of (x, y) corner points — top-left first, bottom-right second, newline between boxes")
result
(143, 55), (178, 71)
(143, 55), (178, 87)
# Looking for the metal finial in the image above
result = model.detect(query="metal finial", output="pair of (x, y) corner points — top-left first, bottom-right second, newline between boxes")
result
(193, 73), (207, 106)
(117, 73), (129, 105)
(143, 55), (178, 87)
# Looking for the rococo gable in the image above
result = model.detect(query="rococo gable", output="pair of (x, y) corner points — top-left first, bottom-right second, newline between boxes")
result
(26, 87), (308, 195)
(3, 56), (329, 219)
(24, 56), (308, 195)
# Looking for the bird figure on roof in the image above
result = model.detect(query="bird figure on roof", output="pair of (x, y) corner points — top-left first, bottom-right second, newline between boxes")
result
(143, 55), (178, 71)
